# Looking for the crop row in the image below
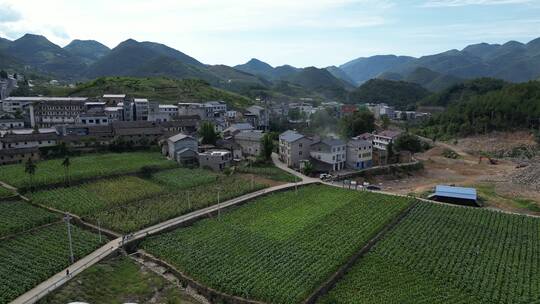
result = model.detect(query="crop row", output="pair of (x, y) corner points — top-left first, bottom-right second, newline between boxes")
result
(141, 185), (414, 303)
(29, 176), (167, 216)
(0, 223), (107, 304)
(320, 202), (540, 304)
(91, 176), (267, 233)
(0, 201), (60, 238)
(0, 151), (175, 189)
(0, 186), (15, 199)
(151, 167), (218, 190)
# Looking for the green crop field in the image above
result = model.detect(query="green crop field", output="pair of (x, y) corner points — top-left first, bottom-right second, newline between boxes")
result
(92, 176), (267, 233)
(0, 201), (59, 238)
(320, 203), (540, 304)
(38, 256), (195, 304)
(236, 163), (297, 183)
(0, 186), (15, 199)
(0, 152), (175, 190)
(141, 185), (414, 303)
(29, 176), (167, 216)
(0, 223), (107, 303)
(151, 167), (218, 190)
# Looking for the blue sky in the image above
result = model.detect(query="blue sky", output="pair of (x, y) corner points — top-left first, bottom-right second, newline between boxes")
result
(0, 0), (539, 67)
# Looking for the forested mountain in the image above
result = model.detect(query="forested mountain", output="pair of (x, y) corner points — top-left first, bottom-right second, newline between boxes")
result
(348, 79), (430, 110)
(339, 55), (414, 85)
(63, 40), (110, 64)
(419, 81), (540, 138)
(420, 78), (507, 107)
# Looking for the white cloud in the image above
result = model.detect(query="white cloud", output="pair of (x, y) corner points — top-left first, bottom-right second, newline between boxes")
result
(422, 0), (532, 7)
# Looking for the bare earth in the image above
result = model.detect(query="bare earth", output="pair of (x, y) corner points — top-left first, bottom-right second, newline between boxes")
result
(365, 132), (540, 216)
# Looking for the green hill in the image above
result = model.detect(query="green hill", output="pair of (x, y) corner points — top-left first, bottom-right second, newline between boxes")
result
(348, 79), (430, 110)
(63, 40), (110, 64)
(66, 77), (253, 109)
(420, 78), (507, 107)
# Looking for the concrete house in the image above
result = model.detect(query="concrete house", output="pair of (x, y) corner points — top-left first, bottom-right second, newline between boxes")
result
(166, 133), (198, 165)
(373, 130), (402, 151)
(310, 138), (347, 172)
(346, 137), (373, 170)
(223, 123), (254, 138)
(234, 130), (264, 157)
(199, 150), (232, 171)
(279, 130), (312, 169)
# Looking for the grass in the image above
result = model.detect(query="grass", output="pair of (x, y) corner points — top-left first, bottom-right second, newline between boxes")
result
(0, 223), (108, 303)
(236, 163), (297, 183)
(0, 152), (176, 190)
(475, 183), (540, 213)
(0, 201), (59, 238)
(151, 167), (219, 190)
(38, 256), (193, 304)
(319, 202), (540, 303)
(141, 185), (413, 303)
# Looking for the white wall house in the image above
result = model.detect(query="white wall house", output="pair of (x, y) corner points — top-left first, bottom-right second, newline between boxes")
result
(310, 138), (346, 172)
(373, 130), (402, 151)
(279, 130), (312, 169)
(346, 137), (373, 170)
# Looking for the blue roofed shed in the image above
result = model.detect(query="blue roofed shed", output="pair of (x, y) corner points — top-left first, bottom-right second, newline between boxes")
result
(429, 185), (479, 207)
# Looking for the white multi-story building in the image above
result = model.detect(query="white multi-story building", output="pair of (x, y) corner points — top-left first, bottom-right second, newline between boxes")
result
(178, 103), (206, 118)
(373, 130), (402, 151)
(310, 138), (346, 172)
(148, 103), (178, 122)
(104, 106), (123, 122)
(28, 98), (89, 127)
(346, 136), (373, 170)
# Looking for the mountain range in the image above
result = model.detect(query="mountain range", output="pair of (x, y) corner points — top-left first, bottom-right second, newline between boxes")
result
(1, 33), (540, 101)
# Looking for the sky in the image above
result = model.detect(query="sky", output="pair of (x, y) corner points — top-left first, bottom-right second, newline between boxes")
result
(0, 0), (539, 67)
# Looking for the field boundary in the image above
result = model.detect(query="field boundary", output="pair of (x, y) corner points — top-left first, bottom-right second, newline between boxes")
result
(303, 200), (420, 304)
(0, 220), (62, 242)
(136, 250), (266, 304)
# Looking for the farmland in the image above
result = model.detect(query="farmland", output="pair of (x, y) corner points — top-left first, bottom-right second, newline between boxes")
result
(151, 167), (218, 189)
(235, 163), (297, 183)
(0, 223), (107, 303)
(0, 201), (59, 238)
(38, 256), (195, 304)
(30, 176), (167, 216)
(0, 152), (175, 190)
(320, 203), (540, 304)
(0, 186), (15, 199)
(141, 185), (414, 303)
(91, 176), (267, 233)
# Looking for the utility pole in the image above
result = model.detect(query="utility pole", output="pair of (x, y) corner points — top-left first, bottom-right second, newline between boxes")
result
(295, 175), (298, 194)
(64, 214), (74, 264)
(217, 188), (221, 218)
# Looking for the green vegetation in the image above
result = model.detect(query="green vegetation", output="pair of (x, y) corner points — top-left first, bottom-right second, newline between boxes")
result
(0, 223), (107, 303)
(236, 163), (297, 183)
(393, 133), (426, 153)
(339, 109), (375, 138)
(0, 186), (15, 199)
(29, 176), (167, 216)
(420, 78), (507, 107)
(141, 185), (413, 303)
(39, 256), (193, 304)
(320, 202), (540, 303)
(0, 201), (59, 238)
(0, 152), (175, 190)
(92, 176), (266, 233)
(68, 77), (253, 109)
(419, 81), (540, 139)
(475, 183), (540, 213)
(442, 148), (461, 159)
(199, 121), (218, 145)
(151, 167), (218, 190)
(348, 79), (430, 110)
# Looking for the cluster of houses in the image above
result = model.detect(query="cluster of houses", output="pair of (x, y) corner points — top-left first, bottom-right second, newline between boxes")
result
(278, 129), (405, 173)
(0, 94), (270, 166)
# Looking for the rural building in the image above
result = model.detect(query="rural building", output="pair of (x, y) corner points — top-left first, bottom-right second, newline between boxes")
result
(0, 119), (24, 129)
(199, 150), (232, 171)
(429, 185), (479, 207)
(102, 94), (126, 105)
(28, 98), (88, 127)
(244, 105), (269, 130)
(373, 130), (402, 151)
(0, 147), (40, 165)
(346, 137), (373, 169)
(223, 123), (254, 137)
(148, 103), (179, 122)
(166, 133), (198, 165)
(310, 138), (347, 172)
(234, 130), (264, 157)
(279, 130), (312, 169)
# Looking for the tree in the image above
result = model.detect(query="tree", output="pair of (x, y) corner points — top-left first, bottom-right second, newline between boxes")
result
(302, 161), (314, 176)
(260, 133), (274, 162)
(339, 110), (375, 138)
(24, 158), (37, 191)
(386, 141), (395, 164)
(394, 133), (424, 153)
(288, 108), (302, 121)
(199, 121), (218, 145)
(62, 157), (71, 186)
(381, 115), (390, 129)
(0, 70), (7, 79)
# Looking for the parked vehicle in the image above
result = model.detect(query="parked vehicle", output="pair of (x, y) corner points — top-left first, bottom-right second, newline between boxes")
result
(320, 173), (333, 180)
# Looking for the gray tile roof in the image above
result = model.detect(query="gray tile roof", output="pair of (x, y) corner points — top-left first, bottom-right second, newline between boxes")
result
(280, 130), (305, 142)
(168, 133), (195, 143)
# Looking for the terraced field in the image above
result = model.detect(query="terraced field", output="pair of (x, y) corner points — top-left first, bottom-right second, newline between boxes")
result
(0, 152), (175, 190)
(141, 185), (414, 303)
(0, 201), (59, 238)
(0, 223), (107, 303)
(320, 203), (540, 304)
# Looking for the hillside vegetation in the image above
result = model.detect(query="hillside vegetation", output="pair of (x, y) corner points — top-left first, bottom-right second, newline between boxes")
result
(419, 81), (540, 138)
(348, 79), (430, 110)
(420, 78), (508, 107)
